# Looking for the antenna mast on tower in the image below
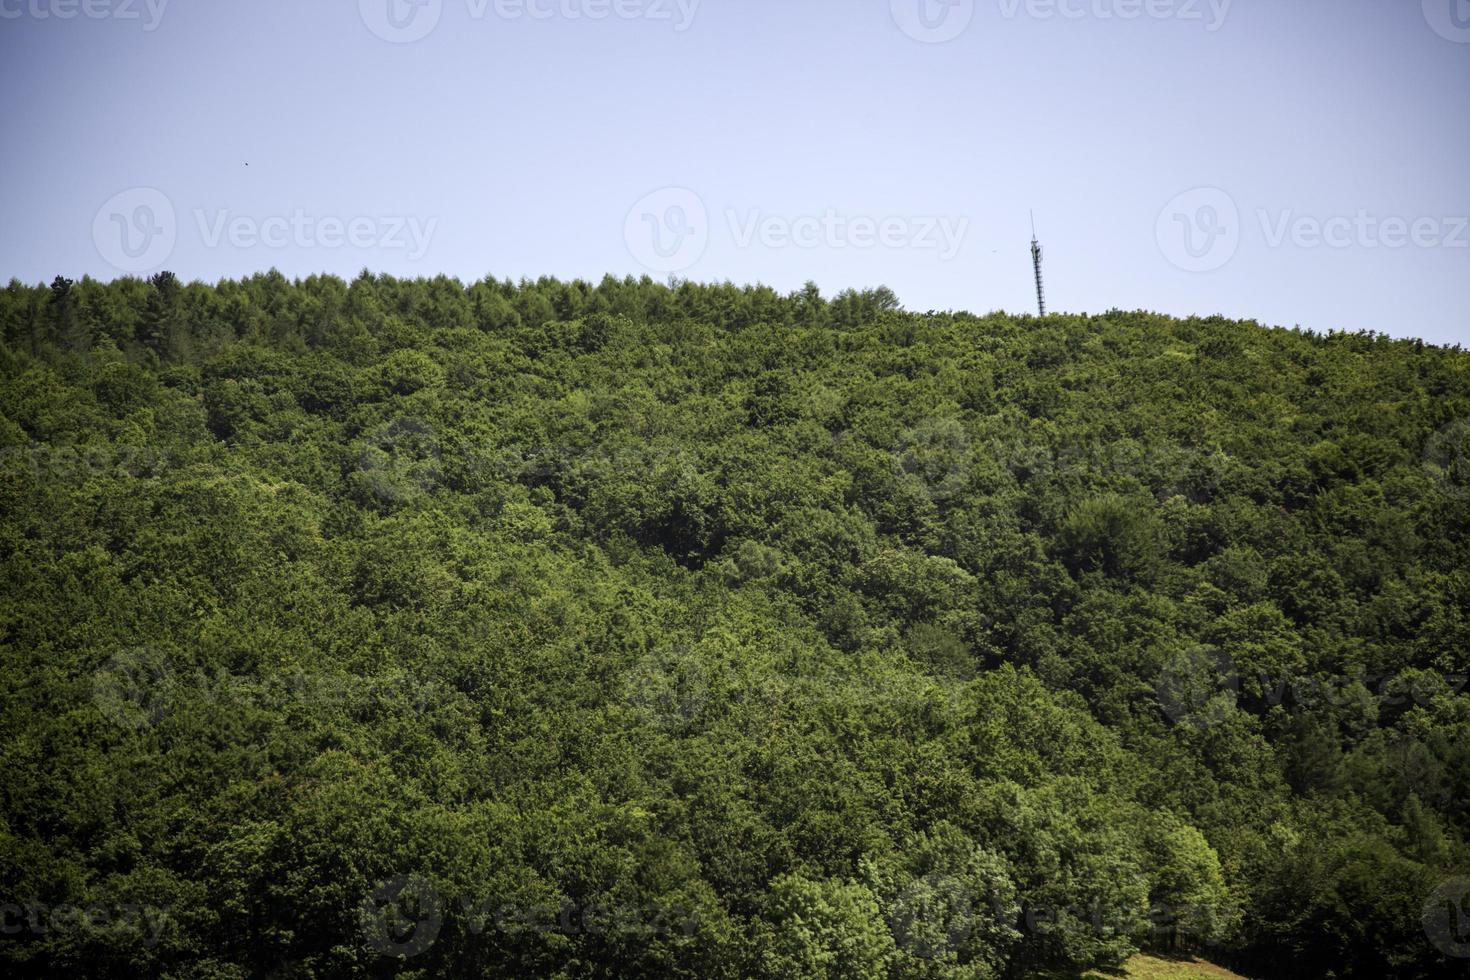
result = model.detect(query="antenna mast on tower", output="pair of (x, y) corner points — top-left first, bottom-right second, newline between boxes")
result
(1030, 211), (1046, 318)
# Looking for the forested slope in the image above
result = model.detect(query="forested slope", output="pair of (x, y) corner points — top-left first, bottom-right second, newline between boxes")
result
(2, 272), (1468, 978)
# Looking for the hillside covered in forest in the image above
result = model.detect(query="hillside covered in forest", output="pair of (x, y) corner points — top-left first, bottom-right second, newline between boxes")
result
(1, 272), (1468, 978)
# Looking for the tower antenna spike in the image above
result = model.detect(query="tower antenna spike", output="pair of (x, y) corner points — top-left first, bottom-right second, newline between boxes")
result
(1030, 212), (1047, 318)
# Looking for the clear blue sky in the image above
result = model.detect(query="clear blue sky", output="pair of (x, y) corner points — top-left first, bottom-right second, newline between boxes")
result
(2, 0), (1467, 345)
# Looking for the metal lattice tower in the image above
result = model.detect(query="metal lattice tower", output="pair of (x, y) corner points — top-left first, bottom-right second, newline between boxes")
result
(1030, 211), (1046, 318)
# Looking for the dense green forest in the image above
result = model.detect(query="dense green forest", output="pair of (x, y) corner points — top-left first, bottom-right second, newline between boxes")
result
(2, 271), (1468, 978)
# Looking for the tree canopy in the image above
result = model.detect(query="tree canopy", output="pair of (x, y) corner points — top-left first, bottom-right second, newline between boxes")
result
(1, 271), (1467, 978)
